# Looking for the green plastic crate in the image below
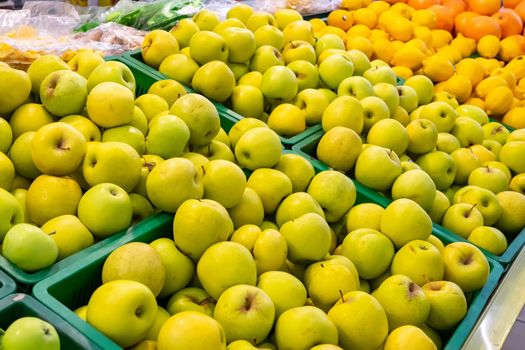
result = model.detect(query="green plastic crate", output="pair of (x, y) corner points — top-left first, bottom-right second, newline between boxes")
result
(0, 270), (16, 300)
(122, 49), (324, 148)
(292, 130), (525, 266)
(0, 293), (103, 349)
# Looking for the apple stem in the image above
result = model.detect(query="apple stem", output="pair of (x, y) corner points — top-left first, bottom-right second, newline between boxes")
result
(339, 289), (345, 303)
(466, 203), (477, 217)
(199, 297), (213, 306)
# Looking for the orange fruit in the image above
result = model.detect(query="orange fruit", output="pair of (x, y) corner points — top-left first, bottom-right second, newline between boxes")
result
(516, 1), (525, 21)
(327, 9), (354, 31)
(503, 0), (523, 9)
(442, 0), (468, 18)
(454, 12), (479, 35)
(466, 0), (501, 16)
(428, 5), (455, 32)
(463, 15), (502, 41)
(407, 0), (440, 9)
(503, 107), (525, 128)
(492, 9), (523, 37)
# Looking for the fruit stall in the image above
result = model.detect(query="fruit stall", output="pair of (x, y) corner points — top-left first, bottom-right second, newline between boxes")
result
(1, 0), (525, 349)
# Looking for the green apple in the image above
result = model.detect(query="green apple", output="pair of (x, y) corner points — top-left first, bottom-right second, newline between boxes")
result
(280, 213), (331, 263)
(367, 118), (409, 156)
(102, 125), (145, 155)
(468, 166), (508, 193)
(0, 65), (31, 115)
(432, 91), (459, 109)
(253, 25), (285, 50)
(83, 141), (141, 192)
(456, 186), (502, 225)
(507, 128), (525, 141)
(275, 306), (338, 350)
(141, 29), (179, 68)
(391, 240), (444, 286)
(397, 85), (419, 113)
(166, 287), (215, 316)
(282, 20), (315, 44)
(342, 228), (394, 279)
(192, 61), (235, 102)
(292, 89), (328, 125)
(436, 132), (461, 154)
(276, 192), (324, 227)
(328, 291), (389, 350)
(287, 60), (318, 92)
(219, 27), (255, 63)
(0, 152), (14, 191)
(102, 242), (166, 296)
(2, 317), (59, 350)
(468, 226), (507, 255)
(391, 169), (436, 211)
(245, 11), (277, 32)
(2, 223), (58, 271)
(480, 140), (500, 160)
(404, 75), (434, 106)
(159, 53), (199, 86)
(442, 241), (490, 292)
(337, 76), (374, 100)
(322, 96), (364, 133)
(214, 128), (230, 146)
(189, 31), (228, 65)
(135, 94), (169, 123)
(383, 325), (437, 350)
(381, 198), (433, 248)
(145, 114), (189, 159)
(214, 285), (274, 343)
(422, 281), (467, 331)
(150, 237), (195, 298)
(169, 18), (200, 48)
(87, 82), (134, 128)
(451, 148), (482, 185)
(197, 241), (257, 299)
(235, 127), (282, 170)
(260, 66), (298, 104)
(193, 140), (235, 162)
(482, 121), (510, 144)
(26, 174), (81, 226)
(346, 203), (384, 232)
(170, 93), (220, 146)
(247, 168), (291, 214)
(77, 182), (132, 238)
(372, 274), (431, 330)
(406, 119), (438, 154)
(9, 103), (54, 140)
(496, 191), (525, 235)
(213, 18), (246, 35)
(319, 54), (354, 89)
(0, 118), (12, 155)
(30, 122), (86, 176)
(456, 104), (489, 125)
(192, 9), (220, 30)
(228, 118), (267, 148)
(418, 101), (458, 133)
(202, 159), (246, 208)
(283, 40), (316, 64)
(304, 255), (359, 290)
(249, 45), (285, 73)
(148, 79), (187, 106)
(450, 116), (484, 147)
(510, 173), (525, 194)
(59, 115), (101, 142)
(442, 203), (484, 239)
(228, 188), (265, 228)
(228, 62), (250, 80)
(8, 132), (41, 179)
(363, 65), (397, 86)
(230, 224), (261, 251)
(315, 33), (345, 56)
(86, 60), (135, 93)
(252, 228), (288, 274)
(416, 151), (456, 190)
(143, 306), (171, 342)
(274, 8), (302, 30)
(308, 263), (359, 312)
(257, 271), (307, 317)
(373, 82), (399, 116)
(129, 193), (154, 223)
(355, 145), (402, 191)
(158, 311), (225, 350)
(41, 214), (94, 260)
(428, 190), (450, 223)
(267, 103), (306, 137)
(87, 280), (157, 348)
(40, 70), (87, 117)
(173, 198), (233, 259)
(360, 96), (390, 132)
(132, 154), (164, 197)
(307, 170), (356, 222)
(27, 54), (70, 94)
(231, 85), (264, 119)
(500, 141), (525, 174)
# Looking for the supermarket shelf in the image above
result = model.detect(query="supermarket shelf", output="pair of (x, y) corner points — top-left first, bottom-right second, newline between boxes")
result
(463, 246), (525, 350)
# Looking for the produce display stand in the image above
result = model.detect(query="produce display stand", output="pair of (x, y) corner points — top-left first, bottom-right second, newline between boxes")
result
(292, 130), (525, 268)
(32, 153), (504, 350)
(0, 293), (103, 349)
(0, 269), (16, 300)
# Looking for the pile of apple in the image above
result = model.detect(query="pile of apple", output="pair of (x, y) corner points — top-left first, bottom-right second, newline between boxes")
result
(0, 51), (285, 274)
(72, 162), (491, 350)
(139, 6), (391, 138)
(0, 317), (60, 350)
